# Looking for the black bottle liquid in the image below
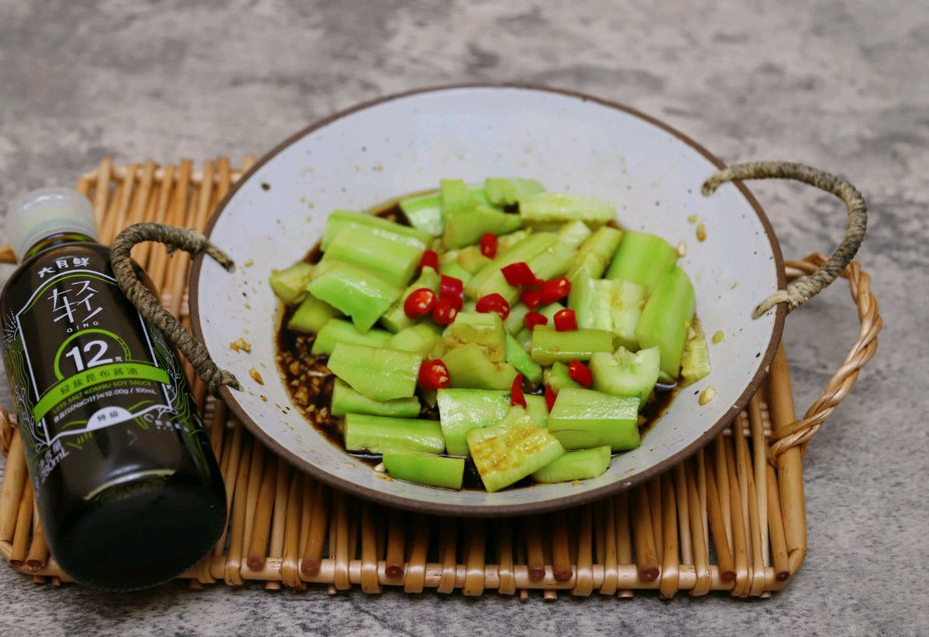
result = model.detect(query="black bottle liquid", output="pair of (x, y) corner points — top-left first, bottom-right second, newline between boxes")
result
(0, 188), (226, 590)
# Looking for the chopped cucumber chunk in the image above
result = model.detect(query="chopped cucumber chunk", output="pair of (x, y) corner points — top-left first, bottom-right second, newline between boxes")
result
(505, 334), (543, 383)
(344, 414), (444, 454)
(387, 323), (446, 358)
(380, 266), (441, 333)
(589, 346), (661, 406)
(307, 262), (402, 332)
(484, 178), (545, 206)
(322, 209), (431, 251)
(327, 343), (421, 401)
(532, 446), (611, 483)
(383, 449), (465, 489)
(437, 389), (510, 456)
(530, 325), (614, 365)
(288, 294), (341, 334)
(399, 193), (444, 236)
(311, 318), (391, 356)
(605, 231), (678, 297)
(547, 388), (640, 451)
(635, 265), (695, 378)
(681, 326), (711, 385)
(331, 380), (421, 418)
(443, 343), (519, 390)
(443, 311), (507, 362)
(519, 192), (615, 227)
(270, 262), (314, 305)
(324, 225), (423, 287)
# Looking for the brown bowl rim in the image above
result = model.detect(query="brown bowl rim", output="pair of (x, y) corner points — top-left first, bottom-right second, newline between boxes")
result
(190, 83), (787, 517)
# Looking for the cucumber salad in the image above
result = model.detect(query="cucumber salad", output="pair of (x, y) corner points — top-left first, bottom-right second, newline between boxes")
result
(270, 178), (710, 493)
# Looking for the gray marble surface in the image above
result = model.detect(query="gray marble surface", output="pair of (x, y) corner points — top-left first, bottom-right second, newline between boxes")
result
(0, 0), (926, 635)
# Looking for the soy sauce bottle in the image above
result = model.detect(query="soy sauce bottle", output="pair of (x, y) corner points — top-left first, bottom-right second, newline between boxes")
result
(0, 188), (226, 590)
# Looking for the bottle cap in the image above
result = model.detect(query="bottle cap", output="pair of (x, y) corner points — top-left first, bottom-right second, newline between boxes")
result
(7, 188), (98, 262)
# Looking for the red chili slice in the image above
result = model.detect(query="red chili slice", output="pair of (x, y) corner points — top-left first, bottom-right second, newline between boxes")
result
(475, 293), (510, 320)
(553, 308), (577, 331)
(418, 359), (451, 389)
(510, 373), (526, 408)
(545, 385), (557, 412)
(567, 359), (593, 387)
(439, 275), (464, 310)
(431, 298), (459, 326)
(501, 261), (537, 287)
(403, 288), (437, 319)
(520, 287), (544, 310)
(479, 232), (498, 258)
(523, 311), (548, 331)
(419, 250), (439, 272)
(540, 277), (571, 304)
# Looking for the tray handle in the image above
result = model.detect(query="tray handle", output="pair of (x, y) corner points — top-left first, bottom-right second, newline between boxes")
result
(702, 161), (867, 318)
(702, 161), (879, 460)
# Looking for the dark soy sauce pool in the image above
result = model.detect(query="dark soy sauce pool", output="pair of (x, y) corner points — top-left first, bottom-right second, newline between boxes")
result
(275, 197), (680, 490)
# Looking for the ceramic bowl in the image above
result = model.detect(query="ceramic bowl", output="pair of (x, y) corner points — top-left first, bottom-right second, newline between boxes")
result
(190, 85), (785, 516)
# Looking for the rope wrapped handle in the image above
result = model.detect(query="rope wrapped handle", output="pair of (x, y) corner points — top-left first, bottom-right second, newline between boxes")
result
(702, 161), (878, 461)
(109, 223), (241, 394)
(702, 161), (867, 318)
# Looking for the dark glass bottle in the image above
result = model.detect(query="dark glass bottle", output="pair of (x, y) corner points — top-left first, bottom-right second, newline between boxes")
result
(0, 188), (225, 590)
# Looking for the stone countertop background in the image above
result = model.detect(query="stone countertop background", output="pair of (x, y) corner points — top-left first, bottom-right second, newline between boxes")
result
(0, 1), (926, 635)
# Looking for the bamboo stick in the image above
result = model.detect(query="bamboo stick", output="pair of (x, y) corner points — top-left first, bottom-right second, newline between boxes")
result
(675, 463), (692, 565)
(572, 505), (594, 596)
(766, 464), (791, 582)
(242, 438), (264, 555)
(91, 157), (113, 228)
(550, 512), (572, 581)
(525, 515), (545, 581)
(647, 477), (663, 563)
(403, 514), (429, 594)
(686, 461), (712, 596)
(749, 393), (770, 568)
(496, 517), (516, 596)
(384, 508), (405, 581)
(359, 502), (381, 594)
(631, 486), (659, 582)
(724, 440), (750, 596)
(25, 501), (48, 571)
(301, 481), (328, 576)
(614, 492), (634, 597)
(598, 498), (618, 596)
(436, 517), (457, 594)
(280, 471), (302, 589)
(714, 436), (733, 549)
(0, 433), (26, 543)
(767, 345), (807, 575)
(223, 437), (252, 585)
(704, 459), (735, 583)
(136, 163), (175, 267)
(463, 518), (486, 596)
(658, 473), (680, 599)
(331, 491), (351, 591)
(9, 482), (33, 567)
(246, 455), (277, 570)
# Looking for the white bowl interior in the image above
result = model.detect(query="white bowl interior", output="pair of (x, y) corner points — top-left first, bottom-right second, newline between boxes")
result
(193, 86), (782, 513)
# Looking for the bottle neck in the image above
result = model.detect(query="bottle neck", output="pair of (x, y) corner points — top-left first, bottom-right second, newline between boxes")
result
(22, 233), (98, 261)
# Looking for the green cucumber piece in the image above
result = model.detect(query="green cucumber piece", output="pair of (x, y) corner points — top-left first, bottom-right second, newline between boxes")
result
(387, 323), (446, 358)
(466, 233), (557, 300)
(504, 302), (530, 335)
(380, 266), (441, 333)
(571, 278), (646, 351)
(519, 192), (615, 227)
(323, 225), (423, 287)
(524, 395), (549, 429)
(530, 325), (614, 365)
(543, 361), (582, 395)
(287, 294), (342, 334)
(605, 231), (678, 296)
(531, 446), (611, 483)
(436, 389), (510, 456)
(505, 334), (543, 383)
(547, 388), (640, 451)
(589, 346), (661, 406)
(497, 229), (533, 254)
(438, 261), (472, 285)
(321, 209), (431, 251)
(331, 380), (421, 418)
(383, 449), (465, 490)
(557, 220), (593, 249)
(442, 343), (519, 390)
(443, 311), (507, 362)
(484, 178), (545, 206)
(566, 226), (623, 284)
(443, 205), (523, 249)
(270, 262), (314, 305)
(515, 327), (533, 351)
(344, 414), (444, 454)
(456, 246), (493, 274)
(466, 406), (565, 492)
(441, 179), (478, 215)
(526, 239), (575, 282)
(307, 262), (402, 332)
(680, 327), (711, 386)
(634, 265), (695, 378)
(399, 193), (444, 236)
(327, 343), (421, 401)
(311, 318), (391, 356)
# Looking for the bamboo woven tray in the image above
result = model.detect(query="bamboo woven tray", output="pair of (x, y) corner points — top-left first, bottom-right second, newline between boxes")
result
(0, 157), (880, 598)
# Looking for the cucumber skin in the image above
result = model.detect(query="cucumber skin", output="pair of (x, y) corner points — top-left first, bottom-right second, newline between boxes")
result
(288, 295), (341, 334)
(589, 346), (661, 406)
(383, 449), (465, 490)
(466, 407), (565, 493)
(443, 343), (519, 390)
(547, 388), (641, 451)
(566, 226), (623, 284)
(531, 446), (611, 483)
(331, 380), (421, 418)
(311, 319), (391, 356)
(443, 205), (523, 249)
(324, 226), (423, 288)
(322, 209), (431, 251)
(605, 231), (678, 296)
(518, 192), (616, 227)
(307, 262), (402, 333)
(327, 343), (421, 401)
(484, 178), (545, 206)
(437, 389), (510, 456)
(505, 334), (543, 383)
(387, 323), (446, 358)
(344, 414), (445, 454)
(634, 265), (695, 378)
(530, 326), (614, 365)
(399, 193), (444, 236)
(270, 262), (314, 305)
(524, 395), (549, 428)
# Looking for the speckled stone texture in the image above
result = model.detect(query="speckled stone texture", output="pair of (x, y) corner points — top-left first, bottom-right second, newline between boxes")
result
(0, 1), (926, 635)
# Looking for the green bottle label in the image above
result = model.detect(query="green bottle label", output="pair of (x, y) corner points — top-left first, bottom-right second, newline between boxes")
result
(3, 251), (199, 485)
